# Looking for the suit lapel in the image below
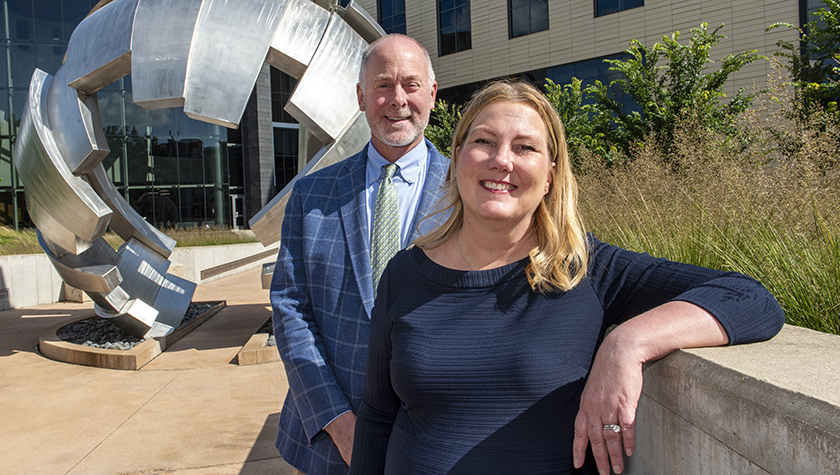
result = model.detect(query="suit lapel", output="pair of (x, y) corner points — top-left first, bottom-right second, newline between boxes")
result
(338, 146), (376, 317)
(410, 141), (450, 241)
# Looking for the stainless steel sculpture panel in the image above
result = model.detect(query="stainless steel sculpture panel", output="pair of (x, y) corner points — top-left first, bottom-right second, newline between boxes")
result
(183, 0), (290, 128)
(285, 13), (367, 143)
(38, 231), (122, 294)
(16, 70), (112, 243)
(47, 66), (110, 175)
(65, 0), (138, 95)
(16, 0), (384, 338)
(267, 0), (331, 78)
(131, 0), (202, 109)
(340, 1), (387, 44)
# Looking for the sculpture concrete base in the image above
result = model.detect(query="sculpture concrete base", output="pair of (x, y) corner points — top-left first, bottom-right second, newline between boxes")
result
(236, 332), (281, 366)
(39, 301), (225, 370)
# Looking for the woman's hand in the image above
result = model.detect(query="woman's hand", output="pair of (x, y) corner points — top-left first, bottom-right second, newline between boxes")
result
(572, 301), (729, 474)
(572, 329), (642, 474)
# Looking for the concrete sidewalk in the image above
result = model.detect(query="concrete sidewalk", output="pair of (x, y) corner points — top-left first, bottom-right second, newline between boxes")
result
(0, 266), (296, 475)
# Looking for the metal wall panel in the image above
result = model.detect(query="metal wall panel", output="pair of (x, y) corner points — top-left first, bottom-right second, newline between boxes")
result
(183, 0), (289, 127)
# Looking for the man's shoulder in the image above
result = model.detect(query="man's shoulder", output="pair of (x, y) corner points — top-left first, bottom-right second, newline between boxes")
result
(293, 147), (366, 191)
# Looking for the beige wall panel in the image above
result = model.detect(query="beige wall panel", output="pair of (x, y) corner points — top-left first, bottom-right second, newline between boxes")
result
(401, 0), (803, 94)
(357, 0), (376, 17)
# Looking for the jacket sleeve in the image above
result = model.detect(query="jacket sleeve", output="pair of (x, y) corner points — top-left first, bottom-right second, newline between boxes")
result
(271, 180), (353, 443)
(589, 236), (785, 345)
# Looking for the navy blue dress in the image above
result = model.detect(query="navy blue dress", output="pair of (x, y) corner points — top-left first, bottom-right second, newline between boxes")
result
(349, 237), (784, 474)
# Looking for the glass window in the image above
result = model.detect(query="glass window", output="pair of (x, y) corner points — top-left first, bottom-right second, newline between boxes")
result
(0, 90), (10, 135)
(509, 0), (549, 39)
(34, 0), (63, 44)
(7, 0), (34, 42)
(438, 0), (471, 56)
(378, 0), (406, 35)
(273, 128), (298, 190)
(595, 0), (643, 17)
(545, 53), (638, 115)
(0, 138), (12, 186)
(130, 187), (180, 228)
(36, 45), (64, 76)
(10, 44), (36, 89)
(0, 190), (14, 226)
(12, 89), (29, 133)
(101, 141), (124, 186)
(64, 1), (94, 43)
(270, 67), (298, 124)
(124, 135), (150, 186)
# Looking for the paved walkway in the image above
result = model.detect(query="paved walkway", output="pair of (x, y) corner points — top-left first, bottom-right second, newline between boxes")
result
(0, 267), (296, 475)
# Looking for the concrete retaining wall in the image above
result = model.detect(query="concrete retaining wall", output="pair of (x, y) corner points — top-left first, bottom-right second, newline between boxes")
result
(627, 324), (840, 475)
(0, 242), (278, 310)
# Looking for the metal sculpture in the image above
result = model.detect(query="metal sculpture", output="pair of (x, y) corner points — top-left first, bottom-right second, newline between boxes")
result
(14, 0), (383, 338)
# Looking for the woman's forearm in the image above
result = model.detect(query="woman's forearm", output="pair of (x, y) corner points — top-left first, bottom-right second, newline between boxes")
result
(607, 300), (729, 365)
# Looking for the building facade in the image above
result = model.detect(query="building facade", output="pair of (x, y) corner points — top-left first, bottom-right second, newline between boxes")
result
(358, 0), (815, 106)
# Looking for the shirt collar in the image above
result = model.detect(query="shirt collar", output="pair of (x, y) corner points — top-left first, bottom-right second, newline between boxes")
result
(366, 140), (428, 186)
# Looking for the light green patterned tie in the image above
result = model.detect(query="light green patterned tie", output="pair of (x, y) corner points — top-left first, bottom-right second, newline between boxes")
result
(371, 163), (400, 295)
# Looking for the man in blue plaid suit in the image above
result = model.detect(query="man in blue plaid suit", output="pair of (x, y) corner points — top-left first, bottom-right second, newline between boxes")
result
(271, 34), (448, 475)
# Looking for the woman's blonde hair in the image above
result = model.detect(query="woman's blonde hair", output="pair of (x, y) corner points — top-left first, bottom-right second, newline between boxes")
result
(415, 79), (589, 293)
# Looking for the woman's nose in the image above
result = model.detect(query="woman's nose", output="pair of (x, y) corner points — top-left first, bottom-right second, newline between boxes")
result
(488, 146), (513, 172)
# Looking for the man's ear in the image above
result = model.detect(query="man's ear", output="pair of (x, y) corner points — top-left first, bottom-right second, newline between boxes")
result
(357, 83), (365, 111)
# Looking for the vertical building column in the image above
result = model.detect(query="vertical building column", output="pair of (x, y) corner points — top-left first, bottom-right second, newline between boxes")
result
(241, 63), (275, 224)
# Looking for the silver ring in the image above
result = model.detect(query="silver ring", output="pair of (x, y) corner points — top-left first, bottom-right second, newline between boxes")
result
(603, 424), (621, 433)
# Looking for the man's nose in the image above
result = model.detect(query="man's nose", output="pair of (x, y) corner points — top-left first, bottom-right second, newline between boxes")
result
(390, 85), (408, 107)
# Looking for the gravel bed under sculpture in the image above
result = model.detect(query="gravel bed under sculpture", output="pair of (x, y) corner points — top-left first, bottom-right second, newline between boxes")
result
(58, 302), (220, 350)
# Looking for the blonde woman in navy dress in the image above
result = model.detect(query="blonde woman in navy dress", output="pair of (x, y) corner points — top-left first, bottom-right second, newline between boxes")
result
(349, 80), (784, 475)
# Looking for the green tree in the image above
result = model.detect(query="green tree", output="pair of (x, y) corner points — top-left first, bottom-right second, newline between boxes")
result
(425, 99), (462, 157)
(587, 23), (765, 161)
(769, 0), (840, 120)
(543, 78), (617, 168)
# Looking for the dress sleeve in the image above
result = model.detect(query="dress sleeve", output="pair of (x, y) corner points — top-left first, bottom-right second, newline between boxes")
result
(588, 235), (785, 345)
(270, 181), (352, 443)
(350, 261), (403, 475)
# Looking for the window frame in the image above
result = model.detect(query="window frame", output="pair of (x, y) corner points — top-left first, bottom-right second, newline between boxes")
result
(594, 0), (644, 18)
(437, 0), (472, 57)
(508, 0), (550, 39)
(377, 0), (407, 35)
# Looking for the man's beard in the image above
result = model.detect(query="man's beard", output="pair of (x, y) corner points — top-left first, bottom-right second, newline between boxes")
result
(368, 112), (430, 147)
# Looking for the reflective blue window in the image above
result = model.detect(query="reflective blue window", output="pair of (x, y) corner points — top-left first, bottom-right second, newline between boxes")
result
(509, 0), (549, 39)
(438, 0), (470, 56)
(379, 0), (406, 35)
(595, 0), (643, 18)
